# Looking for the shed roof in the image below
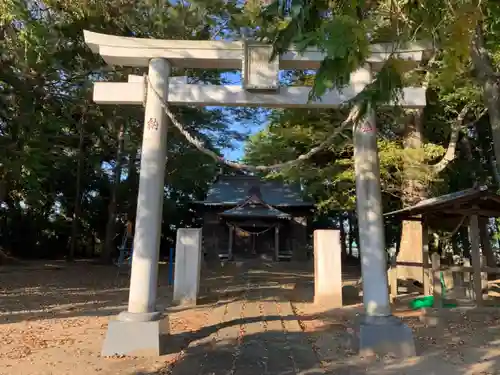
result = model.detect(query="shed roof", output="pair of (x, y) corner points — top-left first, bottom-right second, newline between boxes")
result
(385, 185), (500, 222)
(195, 175), (313, 207)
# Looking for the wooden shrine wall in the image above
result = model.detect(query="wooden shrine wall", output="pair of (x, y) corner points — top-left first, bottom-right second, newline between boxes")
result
(200, 210), (311, 261)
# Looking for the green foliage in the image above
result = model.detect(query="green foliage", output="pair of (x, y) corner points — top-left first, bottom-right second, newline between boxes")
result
(253, 0), (493, 113)
(242, 0), (500, 249)
(0, 0), (246, 258)
(2, 0), (500, 259)
(244, 71), (489, 216)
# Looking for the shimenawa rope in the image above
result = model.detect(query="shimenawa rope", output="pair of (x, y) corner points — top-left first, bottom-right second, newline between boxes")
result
(146, 76), (358, 172)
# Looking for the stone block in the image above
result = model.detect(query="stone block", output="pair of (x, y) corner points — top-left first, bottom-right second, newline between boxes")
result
(313, 230), (342, 307)
(173, 228), (202, 306)
(101, 315), (169, 357)
(359, 315), (416, 358)
(397, 221), (424, 285)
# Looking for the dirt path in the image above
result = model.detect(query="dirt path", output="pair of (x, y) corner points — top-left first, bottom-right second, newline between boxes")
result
(2, 261), (500, 374)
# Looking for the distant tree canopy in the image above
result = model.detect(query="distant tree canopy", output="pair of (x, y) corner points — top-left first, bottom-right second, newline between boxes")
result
(1, 0), (500, 262)
(0, 0), (252, 260)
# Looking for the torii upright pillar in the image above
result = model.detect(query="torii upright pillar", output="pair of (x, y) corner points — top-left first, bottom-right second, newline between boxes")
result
(354, 101), (415, 357)
(101, 58), (170, 357)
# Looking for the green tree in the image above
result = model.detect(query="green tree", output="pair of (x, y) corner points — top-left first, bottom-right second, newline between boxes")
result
(0, 0), (247, 260)
(241, 0), (500, 264)
(252, 0), (500, 180)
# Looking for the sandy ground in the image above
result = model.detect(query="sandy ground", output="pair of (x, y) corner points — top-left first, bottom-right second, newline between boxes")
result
(0, 261), (180, 375)
(2, 260), (500, 375)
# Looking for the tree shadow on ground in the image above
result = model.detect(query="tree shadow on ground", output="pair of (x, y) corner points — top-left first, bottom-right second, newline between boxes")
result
(125, 308), (500, 375)
(4, 260), (500, 374)
(0, 261), (185, 324)
(0, 259), (362, 324)
(197, 260), (361, 306)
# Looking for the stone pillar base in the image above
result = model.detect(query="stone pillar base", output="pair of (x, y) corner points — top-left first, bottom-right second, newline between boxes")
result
(101, 311), (169, 357)
(358, 315), (416, 358)
(314, 292), (342, 307)
(173, 297), (197, 307)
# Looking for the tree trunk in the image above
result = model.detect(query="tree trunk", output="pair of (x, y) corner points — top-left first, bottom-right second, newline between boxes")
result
(101, 123), (125, 263)
(348, 211), (353, 256)
(339, 214), (347, 261)
(479, 216), (497, 279)
(460, 226), (471, 259)
(68, 121), (85, 261)
(470, 24), (500, 185)
(91, 233), (96, 258)
(126, 145), (139, 239)
(451, 233), (461, 256)
(397, 110), (427, 284)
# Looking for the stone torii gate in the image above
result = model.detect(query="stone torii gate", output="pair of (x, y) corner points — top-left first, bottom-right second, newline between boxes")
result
(83, 30), (426, 357)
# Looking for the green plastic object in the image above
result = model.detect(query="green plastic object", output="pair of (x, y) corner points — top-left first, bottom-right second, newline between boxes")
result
(408, 272), (457, 310)
(410, 295), (435, 309)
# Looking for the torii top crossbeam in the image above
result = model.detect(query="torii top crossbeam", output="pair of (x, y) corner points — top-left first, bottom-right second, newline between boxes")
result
(84, 30), (426, 70)
(83, 30), (428, 109)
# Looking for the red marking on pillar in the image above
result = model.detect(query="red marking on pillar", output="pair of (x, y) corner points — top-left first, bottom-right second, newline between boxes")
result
(147, 118), (159, 131)
(358, 125), (375, 133)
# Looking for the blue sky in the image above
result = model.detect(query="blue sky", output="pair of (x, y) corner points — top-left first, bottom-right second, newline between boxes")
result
(219, 71), (267, 161)
(223, 135), (247, 160)
(222, 113), (267, 161)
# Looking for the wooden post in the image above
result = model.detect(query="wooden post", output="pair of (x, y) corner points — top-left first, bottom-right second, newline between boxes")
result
(480, 255), (488, 298)
(251, 233), (256, 255)
(389, 261), (398, 302)
(469, 214), (483, 305)
(479, 216), (496, 280)
(340, 217), (347, 261)
(213, 232), (218, 258)
(275, 225), (280, 261)
(462, 258), (472, 299)
(422, 220), (431, 296)
(431, 253), (442, 308)
(228, 225), (234, 260)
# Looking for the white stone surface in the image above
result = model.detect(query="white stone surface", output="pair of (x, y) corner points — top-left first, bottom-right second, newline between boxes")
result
(128, 74), (187, 84)
(93, 82), (145, 104)
(173, 228), (202, 306)
(84, 30), (427, 69)
(128, 74), (145, 83)
(242, 41), (279, 91)
(313, 230), (343, 306)
(127, 58), (170, 314)
(102, 318), (169, 357)
(93, 82), (426, 108)
(354, 102), (391, 317)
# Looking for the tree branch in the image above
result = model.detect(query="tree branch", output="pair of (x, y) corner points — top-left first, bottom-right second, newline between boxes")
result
(431, 107), (486, 173)
(470, 24), (498, 83)
(490, 155), (500, 186)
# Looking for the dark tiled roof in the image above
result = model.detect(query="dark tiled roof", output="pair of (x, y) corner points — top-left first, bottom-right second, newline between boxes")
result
(196, 175), (313, 206)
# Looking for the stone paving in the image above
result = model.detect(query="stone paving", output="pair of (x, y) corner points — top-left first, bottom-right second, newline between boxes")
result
(168, 267), (325, 375)
(163, 262), (498, 375)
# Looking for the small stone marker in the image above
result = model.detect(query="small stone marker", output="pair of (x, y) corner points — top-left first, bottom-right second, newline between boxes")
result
(173, 228), (202, 306)
(314, 229), (342, 307)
